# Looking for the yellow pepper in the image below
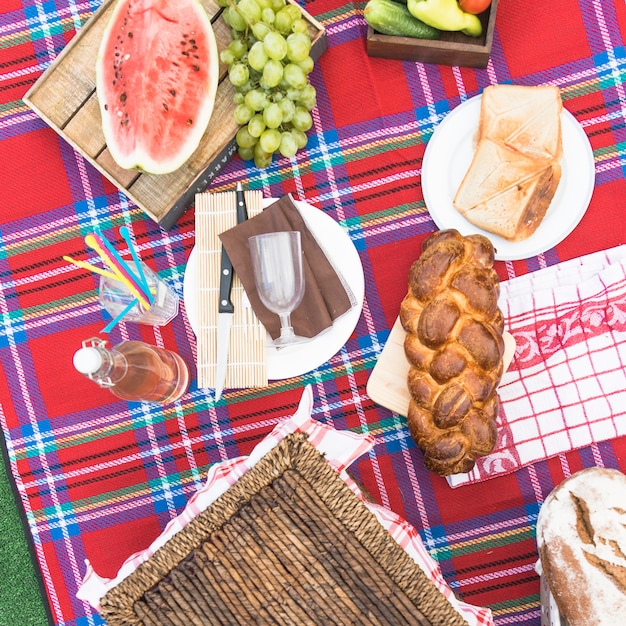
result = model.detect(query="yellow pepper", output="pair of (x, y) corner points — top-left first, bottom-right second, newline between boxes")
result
(407, 0), (482, 37)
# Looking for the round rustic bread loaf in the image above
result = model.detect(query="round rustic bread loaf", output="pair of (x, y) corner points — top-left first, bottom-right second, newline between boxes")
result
(536, 467), (626, 626)
(399, 229), (504, 476)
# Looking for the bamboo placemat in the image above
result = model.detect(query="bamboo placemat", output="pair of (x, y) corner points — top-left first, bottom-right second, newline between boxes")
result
(99, 433), (468, 626)
(195, 190), (267, 391)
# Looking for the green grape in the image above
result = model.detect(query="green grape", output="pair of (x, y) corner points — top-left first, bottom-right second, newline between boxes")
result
(279, 131), (298, 158)
(298, 56), (314, 74)
(237, 80), (254, 94)
(298, 83), (316, 102)
(262, 58), (283, 87)
(254, 148), (273, 169)
(237, 0), (262, 22)
(292, 106), (312, 132)
(285, 87), (300, 101)
(261, 7), (275, 25)
(284, 4), (301, 20)
(229, 38), (248, 59)
(248, 114), (266, 137)
(234, 103), (255, 125)
(291, 128), (308, 149)
(233, 92), (245, 105)
(257, 0), (273, 9)
(270, 0), (286, 12)
(263, 102), (283, 129)
(286, 32), (311, 62)
(236, 125), (258, 149)
(252, 22), (271, 41)
(298, 83), (317, 110)
(220, 48), (236, 66)
(284, 63), (307, 89)
(238, 146), (255, 161)
(225, 6), (247, 31)
(245, 89), (269, 111)
(216, 0), (230, 6)
(263, 31), (288, 60)
(248, 41), (269, 71)
(278, 97), (295, 122)
(292, 18), (308, 34)
(259, 128), (281, 153)
(299, 95), (317, 112)
(228, 62), (250, 87)
(274, 8), (293, 35)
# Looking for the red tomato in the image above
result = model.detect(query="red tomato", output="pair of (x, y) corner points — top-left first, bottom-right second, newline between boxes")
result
(459, 0), (491, 14)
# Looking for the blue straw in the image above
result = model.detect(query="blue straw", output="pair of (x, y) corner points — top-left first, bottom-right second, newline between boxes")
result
(119, 225), (153, 304)
(100, 298), (138, 334)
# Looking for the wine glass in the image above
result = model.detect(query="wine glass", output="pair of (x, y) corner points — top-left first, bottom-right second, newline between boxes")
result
(248, 231), (307, 346)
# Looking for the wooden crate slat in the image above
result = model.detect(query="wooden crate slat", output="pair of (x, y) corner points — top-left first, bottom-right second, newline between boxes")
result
(96, 149), (141, 189)
(63, 93), (105, 157)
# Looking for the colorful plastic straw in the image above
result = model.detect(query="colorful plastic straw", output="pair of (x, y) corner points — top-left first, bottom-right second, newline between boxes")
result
(65, 227), (159, 331)
(101, 297), (139, 334)
(62, 256), (121, 281)
(119, 225), (153, 304)
(84, 232), (151, 310)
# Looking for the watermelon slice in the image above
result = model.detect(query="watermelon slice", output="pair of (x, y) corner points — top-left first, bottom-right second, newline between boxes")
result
(96, 0), (219, 175)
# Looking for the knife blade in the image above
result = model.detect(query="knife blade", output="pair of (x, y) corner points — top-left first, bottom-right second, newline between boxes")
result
(214, 182), (248, 401)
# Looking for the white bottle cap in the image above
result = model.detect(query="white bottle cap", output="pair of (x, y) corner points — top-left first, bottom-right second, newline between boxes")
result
(73, 346), (103, 375)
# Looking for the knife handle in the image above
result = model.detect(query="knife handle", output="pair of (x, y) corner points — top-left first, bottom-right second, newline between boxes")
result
(236, 183), (249, 224)
(218, 248), (234, 314)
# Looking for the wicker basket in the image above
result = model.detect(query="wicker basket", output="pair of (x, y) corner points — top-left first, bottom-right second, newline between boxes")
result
(100, 433), (468, 625)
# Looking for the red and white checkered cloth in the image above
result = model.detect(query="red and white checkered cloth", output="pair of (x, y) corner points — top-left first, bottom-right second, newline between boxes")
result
(449, 245), (626, 488)
(77, 385), (493, 625)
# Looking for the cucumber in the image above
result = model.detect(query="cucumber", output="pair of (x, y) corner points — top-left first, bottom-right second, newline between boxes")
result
(364, 0), (440, 39)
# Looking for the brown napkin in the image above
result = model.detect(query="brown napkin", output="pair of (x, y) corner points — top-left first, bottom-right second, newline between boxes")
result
(219, 195), (354, 340)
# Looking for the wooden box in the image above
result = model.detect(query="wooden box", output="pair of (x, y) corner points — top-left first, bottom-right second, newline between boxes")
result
(366, 0), (497, 68)
(24, 0), (327, 230)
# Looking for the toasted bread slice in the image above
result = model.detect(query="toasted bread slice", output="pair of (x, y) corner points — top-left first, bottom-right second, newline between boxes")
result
(454, 138), (562, 241)
(478, 84), (563, 161)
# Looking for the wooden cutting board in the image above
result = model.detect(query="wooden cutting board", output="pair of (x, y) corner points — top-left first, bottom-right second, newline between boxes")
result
(366, 317), (516, 417)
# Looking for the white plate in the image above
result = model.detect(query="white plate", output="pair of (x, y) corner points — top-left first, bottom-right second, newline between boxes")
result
(422, 94), (596, 261)
(184, 199), (365, 381)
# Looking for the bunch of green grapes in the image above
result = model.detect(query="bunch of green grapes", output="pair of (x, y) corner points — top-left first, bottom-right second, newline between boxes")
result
(218, 0), (317, 168)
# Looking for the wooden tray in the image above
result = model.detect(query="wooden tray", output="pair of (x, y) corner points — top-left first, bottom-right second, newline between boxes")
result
(23, 0), (327, 230)
(367, 317), (516, 417)
(98, 432), (468, 625)
(366, 0), (498, 68)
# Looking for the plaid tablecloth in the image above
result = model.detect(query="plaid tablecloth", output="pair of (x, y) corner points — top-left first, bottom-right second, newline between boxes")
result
(1, 1), (625, 625)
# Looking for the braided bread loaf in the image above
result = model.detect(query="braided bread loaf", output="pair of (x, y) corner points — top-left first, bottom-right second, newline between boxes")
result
(399, 229), (505, 476)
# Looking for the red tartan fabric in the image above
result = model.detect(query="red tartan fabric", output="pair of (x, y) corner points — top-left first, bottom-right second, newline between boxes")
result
(1, 0), (626, 625)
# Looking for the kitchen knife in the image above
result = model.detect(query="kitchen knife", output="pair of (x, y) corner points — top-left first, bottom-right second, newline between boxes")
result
(214, 182), (248, 401)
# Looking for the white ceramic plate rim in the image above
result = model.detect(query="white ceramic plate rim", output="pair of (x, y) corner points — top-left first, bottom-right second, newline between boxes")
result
(183, 199), (365, 381)
(422, 94), (596, 261)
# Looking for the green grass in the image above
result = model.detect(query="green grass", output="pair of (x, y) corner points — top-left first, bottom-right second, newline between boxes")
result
(0, 452), (50, 626)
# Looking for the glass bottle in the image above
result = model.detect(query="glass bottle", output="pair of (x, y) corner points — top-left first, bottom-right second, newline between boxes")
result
(73, 337), (189, 404)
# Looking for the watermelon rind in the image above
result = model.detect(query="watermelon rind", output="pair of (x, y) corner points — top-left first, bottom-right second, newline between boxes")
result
(96, 0), (219, 175)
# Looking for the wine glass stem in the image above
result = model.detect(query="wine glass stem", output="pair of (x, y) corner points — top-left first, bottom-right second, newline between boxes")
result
(279, 313), (295, 340)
